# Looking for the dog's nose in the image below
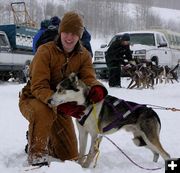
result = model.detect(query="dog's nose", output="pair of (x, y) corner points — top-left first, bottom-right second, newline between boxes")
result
(74, 88), (79, 92)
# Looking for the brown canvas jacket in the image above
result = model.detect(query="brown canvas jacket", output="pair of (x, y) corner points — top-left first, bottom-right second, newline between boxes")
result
(21, 40), (101, 104)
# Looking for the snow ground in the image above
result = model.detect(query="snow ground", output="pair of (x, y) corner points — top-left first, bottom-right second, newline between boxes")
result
(0, 78), (180, 173)
(1, 1), (180, 172)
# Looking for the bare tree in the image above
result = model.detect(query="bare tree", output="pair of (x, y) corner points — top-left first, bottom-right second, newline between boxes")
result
(55, 4), (65, 18)
(133, 0), (153, 30)
(0, 0), (180, 38)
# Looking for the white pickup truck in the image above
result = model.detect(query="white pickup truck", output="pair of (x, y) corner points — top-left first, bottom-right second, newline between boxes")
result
(93, 30), (180, 79)
(0, 24), (37, 82)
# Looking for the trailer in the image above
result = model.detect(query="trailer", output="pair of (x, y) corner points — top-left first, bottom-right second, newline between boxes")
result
(0, 24), (37, 82)
(0, 2), (38, 82)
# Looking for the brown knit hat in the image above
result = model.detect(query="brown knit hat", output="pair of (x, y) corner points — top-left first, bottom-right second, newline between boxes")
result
(59, 11), (84, 38)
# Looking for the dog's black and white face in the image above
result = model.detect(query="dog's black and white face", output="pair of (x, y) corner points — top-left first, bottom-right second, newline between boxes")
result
(49, 73), (87, 106)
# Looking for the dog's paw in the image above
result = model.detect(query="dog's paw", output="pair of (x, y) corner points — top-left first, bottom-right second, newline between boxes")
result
(82, 161), (91, 168)
(78, 158), (85, 166)
(153, 153), (159, 162)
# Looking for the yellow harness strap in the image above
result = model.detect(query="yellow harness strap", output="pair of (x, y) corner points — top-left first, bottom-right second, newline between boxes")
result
(93, 137), (101, 168)
(92, 102), (102, 167)
(92, 103), (100, 134)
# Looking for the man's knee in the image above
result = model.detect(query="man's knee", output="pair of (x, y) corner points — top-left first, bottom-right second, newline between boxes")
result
(20, 98), (55, 123)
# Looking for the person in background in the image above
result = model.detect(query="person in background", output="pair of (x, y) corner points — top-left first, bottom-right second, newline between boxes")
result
(22, 60), (31, 83)
(19, 11), (107, 167)
(81, 27), (93, 57)
(35, 16), (61, 50)
(105, 33), (132, 87)
(77, 11), (93, 57)
(32, 19), (50, 53)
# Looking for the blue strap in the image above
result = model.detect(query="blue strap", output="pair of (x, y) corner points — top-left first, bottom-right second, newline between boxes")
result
(78, 106), (93, 126)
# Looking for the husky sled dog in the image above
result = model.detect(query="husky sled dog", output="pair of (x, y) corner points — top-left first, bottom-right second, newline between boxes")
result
(49, 73), (170, 168)
(127, 62), (155, 89)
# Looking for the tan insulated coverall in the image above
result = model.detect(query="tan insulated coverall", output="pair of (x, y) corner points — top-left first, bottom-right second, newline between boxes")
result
(19, 41), (101, 162)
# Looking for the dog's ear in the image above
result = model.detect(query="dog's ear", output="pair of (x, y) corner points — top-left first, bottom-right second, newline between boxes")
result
(69, 73), (79, 91)
(69, 73), (78, 83)
(58, 73), (80, 91)
(56, 83), (61, 91)
(56, 83), (65, 93)
(69, 72), (76, 79)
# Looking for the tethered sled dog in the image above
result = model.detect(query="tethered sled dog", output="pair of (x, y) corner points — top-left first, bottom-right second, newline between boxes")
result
(49, 73), (170, 168)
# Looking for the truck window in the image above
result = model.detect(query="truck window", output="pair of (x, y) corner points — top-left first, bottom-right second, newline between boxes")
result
(130, 33), (155, 46)
(177, 36), (180, 45)
(156, 34), (161, 45)
(107, 35), (122, 47)
(107, 33), (155, 47)
(161, 35), (168, 44)
(0, 34), (9, 47)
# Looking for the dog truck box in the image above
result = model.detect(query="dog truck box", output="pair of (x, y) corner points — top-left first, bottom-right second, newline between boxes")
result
(93, 30), (180, 79)
(0, 24), (38, 82)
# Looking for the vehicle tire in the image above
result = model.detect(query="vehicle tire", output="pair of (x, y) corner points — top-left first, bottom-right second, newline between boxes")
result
(98, 69), (109, 79)
(15, 70), (27, 83)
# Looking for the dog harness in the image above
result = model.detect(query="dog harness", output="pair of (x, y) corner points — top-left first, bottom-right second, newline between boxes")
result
(78, 106), (93, 126)
(78, 95), (146, 133)
(101, 95), (146, 132)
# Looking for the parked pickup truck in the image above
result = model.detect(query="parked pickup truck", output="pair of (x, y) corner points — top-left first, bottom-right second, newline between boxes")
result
(93, 30), (180, 79)
(0, 24), (37, 82)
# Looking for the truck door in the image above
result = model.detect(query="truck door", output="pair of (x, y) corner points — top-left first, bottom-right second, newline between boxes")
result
(155, 33), (172, 66)
(0, 32), (13, 65)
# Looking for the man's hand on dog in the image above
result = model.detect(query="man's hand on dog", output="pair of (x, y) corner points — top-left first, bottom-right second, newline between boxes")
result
(55, 101), (86, 119)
